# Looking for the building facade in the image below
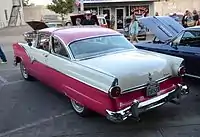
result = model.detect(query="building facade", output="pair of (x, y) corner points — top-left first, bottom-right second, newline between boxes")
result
(154, 0), (200, 16)
(75, 0), (155, 29)
(0, 0), (25, 29)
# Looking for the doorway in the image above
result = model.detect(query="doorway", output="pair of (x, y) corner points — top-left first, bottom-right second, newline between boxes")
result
(115, 8), (125, 29)
(103, 8), (111, 28)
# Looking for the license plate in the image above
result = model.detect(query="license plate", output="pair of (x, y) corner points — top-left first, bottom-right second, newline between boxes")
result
(146, 81), (160, 97)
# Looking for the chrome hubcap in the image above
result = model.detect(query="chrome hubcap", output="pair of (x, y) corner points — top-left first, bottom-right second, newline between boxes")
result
(71, 99), (84, 113)
(20, 63), (28, 79)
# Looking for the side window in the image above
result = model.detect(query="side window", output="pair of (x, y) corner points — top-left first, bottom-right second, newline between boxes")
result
(179, 31), (195, 46)
(36, 33), (50, 52)
(52, 37), (69, 58)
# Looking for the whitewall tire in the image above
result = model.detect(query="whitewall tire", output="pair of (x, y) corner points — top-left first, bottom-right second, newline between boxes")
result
(20, 62), (34, 81)
(70, 99), (91, 117)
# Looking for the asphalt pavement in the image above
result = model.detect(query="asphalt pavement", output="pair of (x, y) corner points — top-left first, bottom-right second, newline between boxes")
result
(0, 26), (200, 137)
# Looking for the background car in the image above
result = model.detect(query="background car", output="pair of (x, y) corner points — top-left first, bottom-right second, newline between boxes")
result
(122, 16), (147, 40)
(135, 16), (200, 79)
(45, 21), (64, 28)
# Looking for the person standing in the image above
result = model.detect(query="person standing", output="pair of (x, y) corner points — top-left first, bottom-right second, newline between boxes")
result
(76, 18), (82, 26)
(193, 10), (199, 26)
(182, 10), (190, 28)
(0, 45), (7, 64)
(129, 15), (139, 43)
(81, 11), (96, 25)
(155, 12), (159, 16)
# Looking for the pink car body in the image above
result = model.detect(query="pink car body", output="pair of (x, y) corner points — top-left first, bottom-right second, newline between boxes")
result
(13, 25), (189, 123)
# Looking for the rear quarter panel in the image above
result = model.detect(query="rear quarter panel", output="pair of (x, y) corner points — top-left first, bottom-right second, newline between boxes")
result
(13, 42), (32, 72)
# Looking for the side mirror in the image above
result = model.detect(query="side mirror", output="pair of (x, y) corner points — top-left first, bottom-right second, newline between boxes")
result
(170, 42), (178, 49)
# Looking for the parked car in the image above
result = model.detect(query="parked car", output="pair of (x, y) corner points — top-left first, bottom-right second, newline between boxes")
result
(13, 23), (189, 123)
(135, 16), (200, 79)
(45, 21), (64, 28)
(123, 16), (147, 40)
(24, 21), (64, 42)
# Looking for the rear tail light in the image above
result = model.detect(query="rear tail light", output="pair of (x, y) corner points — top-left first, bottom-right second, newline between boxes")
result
(178, 66), (186, 76)
(109, 86), (121, 98)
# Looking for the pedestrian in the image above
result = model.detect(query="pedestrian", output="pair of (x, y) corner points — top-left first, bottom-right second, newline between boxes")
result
(182, 10), (194, 27)
(192, 10), (199, 26)
(155, 12), (159, 16)
(110, 15), (115, 29)
(76, 18), (82, 26)
(129, 15), (139, 43)
(0, 45), (7, 64)
(81, 11), (96, 25)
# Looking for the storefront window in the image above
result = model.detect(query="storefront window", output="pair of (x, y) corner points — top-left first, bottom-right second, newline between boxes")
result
(125, 6), (129, 16)
(130, 5), (149, 17)
(84, 7), (98, 14)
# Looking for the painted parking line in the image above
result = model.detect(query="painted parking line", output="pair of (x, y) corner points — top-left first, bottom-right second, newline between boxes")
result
(2, 79), (24, 86)
(0, 68), (20, 72)
(0, 76), (8, 83)
(0, 110), (74, 137)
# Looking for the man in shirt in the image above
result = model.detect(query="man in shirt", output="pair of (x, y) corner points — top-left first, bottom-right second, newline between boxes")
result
(81, 11), (96, 25)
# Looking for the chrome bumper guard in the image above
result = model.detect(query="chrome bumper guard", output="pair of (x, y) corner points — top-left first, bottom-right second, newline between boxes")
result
(106, 84), (189, 123)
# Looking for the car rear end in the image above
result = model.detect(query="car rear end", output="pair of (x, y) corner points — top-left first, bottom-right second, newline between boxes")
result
(105, 68), (188, 123)
(97, 16), (108, 28)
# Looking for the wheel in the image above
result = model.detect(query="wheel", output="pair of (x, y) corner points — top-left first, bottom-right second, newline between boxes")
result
(20, 62), (34, 81)
(70, 99), (91, 117)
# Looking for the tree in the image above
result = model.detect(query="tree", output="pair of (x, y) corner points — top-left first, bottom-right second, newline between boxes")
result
(47, 0), (74, 20)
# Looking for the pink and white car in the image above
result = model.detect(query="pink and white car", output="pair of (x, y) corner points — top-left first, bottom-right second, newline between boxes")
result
(13, 23), (189, 123)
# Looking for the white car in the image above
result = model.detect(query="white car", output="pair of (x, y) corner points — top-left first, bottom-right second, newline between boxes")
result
(13, 23), (189, 123)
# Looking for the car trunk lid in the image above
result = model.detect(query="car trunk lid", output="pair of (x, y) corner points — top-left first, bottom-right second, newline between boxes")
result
(78, 50), (173, 92)
(26, 21), (49, 30)
(138, 16), (184, 42)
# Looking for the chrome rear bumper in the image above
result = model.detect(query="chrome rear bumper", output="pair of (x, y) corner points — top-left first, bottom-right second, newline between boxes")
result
(106, 84), (189, 123)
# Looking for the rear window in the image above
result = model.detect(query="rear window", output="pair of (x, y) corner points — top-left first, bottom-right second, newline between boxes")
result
(69, 35), (135, 59)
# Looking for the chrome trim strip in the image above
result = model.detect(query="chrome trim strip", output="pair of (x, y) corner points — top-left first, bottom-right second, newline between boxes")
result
(66, 33), (122, 47)
(106, 88), (177, 116)
(122, 75), (172, 94)
(138, 89), (175, 108)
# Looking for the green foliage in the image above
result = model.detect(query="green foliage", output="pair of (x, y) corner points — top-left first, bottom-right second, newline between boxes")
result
(47, 0), (74, 17)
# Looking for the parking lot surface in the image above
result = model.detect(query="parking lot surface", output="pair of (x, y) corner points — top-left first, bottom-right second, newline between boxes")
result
(0, 26), (199, 137)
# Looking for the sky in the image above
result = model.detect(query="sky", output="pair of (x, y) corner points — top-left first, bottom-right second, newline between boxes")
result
(29, 0), (52, 5)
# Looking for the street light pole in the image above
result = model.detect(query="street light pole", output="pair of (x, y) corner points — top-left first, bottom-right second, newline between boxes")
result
(80, 0), (84, 12)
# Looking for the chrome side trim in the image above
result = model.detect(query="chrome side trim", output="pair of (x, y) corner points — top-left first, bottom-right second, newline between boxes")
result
(185, 74), (200, 79)
(122, 75), (172, 94)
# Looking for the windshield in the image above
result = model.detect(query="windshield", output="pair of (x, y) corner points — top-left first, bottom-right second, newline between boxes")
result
(180, 30), (200, 46)
(69, 35), (135, 59)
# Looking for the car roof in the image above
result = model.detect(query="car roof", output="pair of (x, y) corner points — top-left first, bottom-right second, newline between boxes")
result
(39, 26), (120, 45)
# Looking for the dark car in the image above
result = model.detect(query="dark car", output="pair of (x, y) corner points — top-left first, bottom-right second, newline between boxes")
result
(123, 16), (147, 40)
(135, 16), (200, 79)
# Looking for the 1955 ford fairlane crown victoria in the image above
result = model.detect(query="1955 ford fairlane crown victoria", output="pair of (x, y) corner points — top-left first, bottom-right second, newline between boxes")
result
(13, 24), (189, 123)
